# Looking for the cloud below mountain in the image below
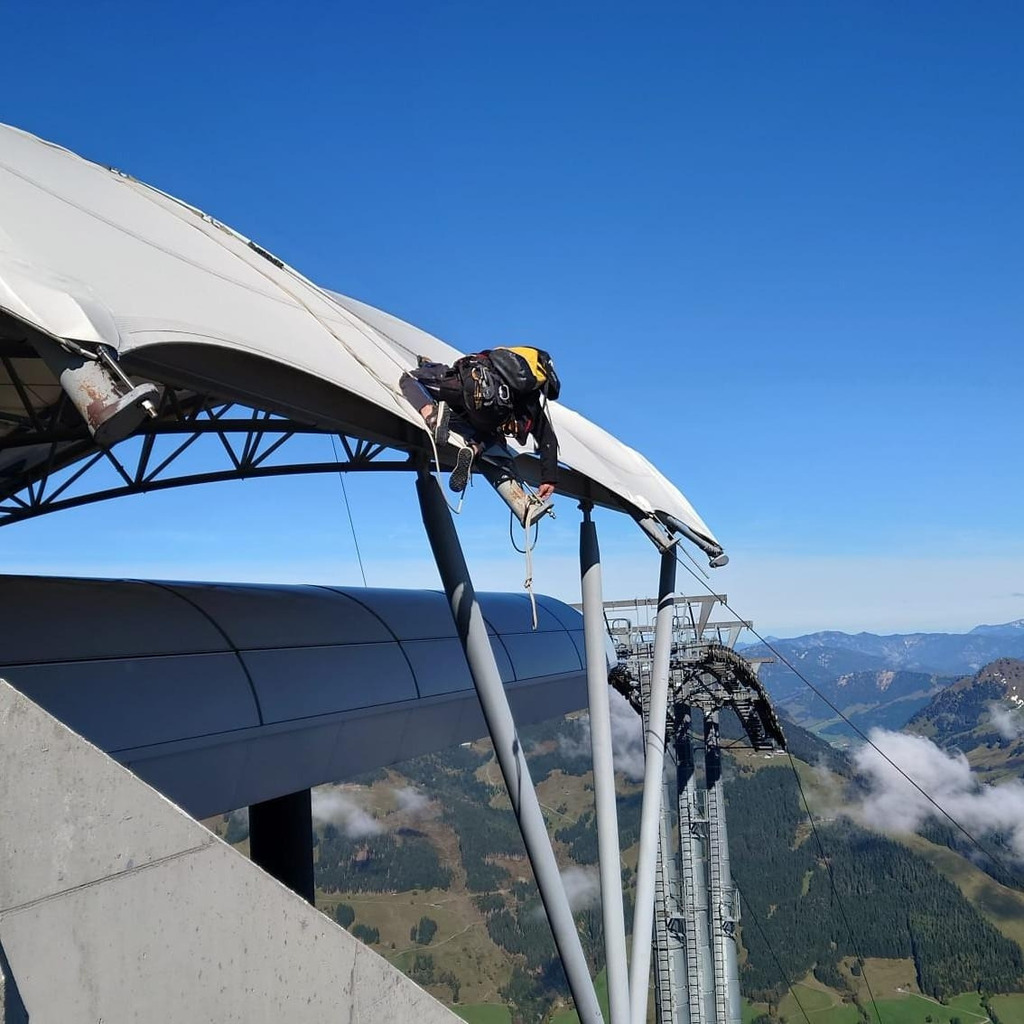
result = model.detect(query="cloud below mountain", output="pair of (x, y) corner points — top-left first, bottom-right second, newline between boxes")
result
(609, 690), (645, 780)
(987, 703), (1024, 740)
(560, 692), (645, 781)
(311, 788), (382, 837)
(849, 728), (1024, 858)
(560, 867), (601, 912)
(393, 784), (432, 816)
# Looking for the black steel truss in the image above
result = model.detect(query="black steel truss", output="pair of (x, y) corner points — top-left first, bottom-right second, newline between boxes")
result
(0, 380), (415, 527)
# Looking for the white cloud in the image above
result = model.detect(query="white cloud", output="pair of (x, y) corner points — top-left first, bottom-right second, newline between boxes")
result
(609, 690), (645, 781)
(557, 728), (591, 761)
(849, 728), (1024, 858)
(557, 694), (644, 781)
(311, 788), (382, 838)
(393, 785), (432, 817)
(560, 867), (601, 913)
(988, 703), (1024, 741)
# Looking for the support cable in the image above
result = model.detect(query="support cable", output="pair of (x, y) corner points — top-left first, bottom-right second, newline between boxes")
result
(785, 750), (883, 1024)
(733, 882), (814, 1024)
(671, 550), (1017, 878)
(330, 435), (368, 587)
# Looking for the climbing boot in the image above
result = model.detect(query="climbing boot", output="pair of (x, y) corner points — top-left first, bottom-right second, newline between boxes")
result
(449, 445), (474, 493)
(426, 401), (450, 447)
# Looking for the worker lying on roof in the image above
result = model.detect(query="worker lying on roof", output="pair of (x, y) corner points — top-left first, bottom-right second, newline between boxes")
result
(399, 346), (560, 499)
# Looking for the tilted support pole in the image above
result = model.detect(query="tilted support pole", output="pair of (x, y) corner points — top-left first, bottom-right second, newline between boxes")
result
(629, 548), (678, 1024)
(580, 503), (630, 1024)
(416, 470), (603, 1024)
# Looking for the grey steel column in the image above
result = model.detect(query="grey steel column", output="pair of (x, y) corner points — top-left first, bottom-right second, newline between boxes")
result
(249, 789), (315, 903)
(677, 715), (713, 1024)
(417, 471), (603, 1024)
(630, 549), (678, 1024)
(704, 713), (741, 1024)
(653, 770), (682, 1024)
(580, 503), (630, 1024)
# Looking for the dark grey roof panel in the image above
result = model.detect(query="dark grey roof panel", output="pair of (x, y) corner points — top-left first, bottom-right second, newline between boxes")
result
(488, 635), (516, 684)
(501, 631), (583, 680)
(568, 629), (587, 665)
(0, 576), (229, 662)
(0, 653), (259, 750)
(319, 587), (458, 641)
(161, 582), (394, 647)
(400, 639), (475, 697)
(0, 575), (589, 817)
(242, 644), (417, 722)
(535, 594), (587, 631)
(477, 592), (564, 634)
(118, 672), (589, 818)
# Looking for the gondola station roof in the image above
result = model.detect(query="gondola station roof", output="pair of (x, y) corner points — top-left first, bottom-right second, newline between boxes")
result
(0, 121), (722, 557)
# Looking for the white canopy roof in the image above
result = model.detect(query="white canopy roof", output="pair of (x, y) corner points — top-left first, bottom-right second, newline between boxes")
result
(0, 122), (720, 549)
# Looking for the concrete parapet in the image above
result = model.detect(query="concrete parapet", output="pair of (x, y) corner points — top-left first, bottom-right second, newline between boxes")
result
(0, 678), (463, 1023)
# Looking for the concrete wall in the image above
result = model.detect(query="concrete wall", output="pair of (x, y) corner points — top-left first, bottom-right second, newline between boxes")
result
(0, 679), (464, 1024)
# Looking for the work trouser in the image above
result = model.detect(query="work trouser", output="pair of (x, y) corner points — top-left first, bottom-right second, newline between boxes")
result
(399, 364), (488, 449)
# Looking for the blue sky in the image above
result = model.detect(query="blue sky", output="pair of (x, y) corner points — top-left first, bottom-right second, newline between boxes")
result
(1, 1), (1022, 635)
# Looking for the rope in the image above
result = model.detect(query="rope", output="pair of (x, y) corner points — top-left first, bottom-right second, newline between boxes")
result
(423, 426), (466, 516)
(521, 496), (544, 630)
(329, 435), (368, 587)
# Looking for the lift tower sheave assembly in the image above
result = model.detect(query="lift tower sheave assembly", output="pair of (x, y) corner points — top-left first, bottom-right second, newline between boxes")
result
(605, 595), (786, 1024)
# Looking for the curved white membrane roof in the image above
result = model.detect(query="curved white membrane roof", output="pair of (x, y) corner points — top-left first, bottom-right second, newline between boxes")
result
(0, 123), (719, 548)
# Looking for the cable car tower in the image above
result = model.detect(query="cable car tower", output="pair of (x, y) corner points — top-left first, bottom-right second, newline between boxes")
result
(606, 594), (785, 1024)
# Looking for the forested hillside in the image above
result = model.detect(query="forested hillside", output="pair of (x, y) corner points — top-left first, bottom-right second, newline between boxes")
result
(216, 708), (1024, 1023)
(728, 767), (1023, 1003)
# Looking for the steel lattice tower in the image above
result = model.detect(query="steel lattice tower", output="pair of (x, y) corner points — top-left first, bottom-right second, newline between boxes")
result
(605, 596), (785, 1024)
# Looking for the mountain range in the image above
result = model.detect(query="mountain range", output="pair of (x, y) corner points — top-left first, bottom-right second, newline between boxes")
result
(908, 657), (1024, 772)
(742, 620), (1024, 742)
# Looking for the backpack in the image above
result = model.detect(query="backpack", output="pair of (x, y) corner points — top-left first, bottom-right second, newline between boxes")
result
(487, 346), (561, 401)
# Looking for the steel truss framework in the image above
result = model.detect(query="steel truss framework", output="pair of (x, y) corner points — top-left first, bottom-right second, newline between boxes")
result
(607, 595), (785, 1024)
(0, 371), (415, 527)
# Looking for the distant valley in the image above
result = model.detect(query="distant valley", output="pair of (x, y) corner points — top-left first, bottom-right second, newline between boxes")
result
(209, 665), (1024, 1024)
(744, 620), (1024, 743)
(206, 627), (1024, 1024)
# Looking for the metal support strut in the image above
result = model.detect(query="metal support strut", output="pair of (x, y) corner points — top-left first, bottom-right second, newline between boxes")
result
(704, 713), (742, 1024)
(580, 503), (630, 1024)
(677, 714), (714, 1024)
(416, 469), (603, 1024)
(630, 548), (678, 1024)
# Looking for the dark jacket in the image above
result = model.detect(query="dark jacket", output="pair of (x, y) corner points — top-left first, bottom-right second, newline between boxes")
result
(403, 358), (559, 485)
(503, 392), (559, 486)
